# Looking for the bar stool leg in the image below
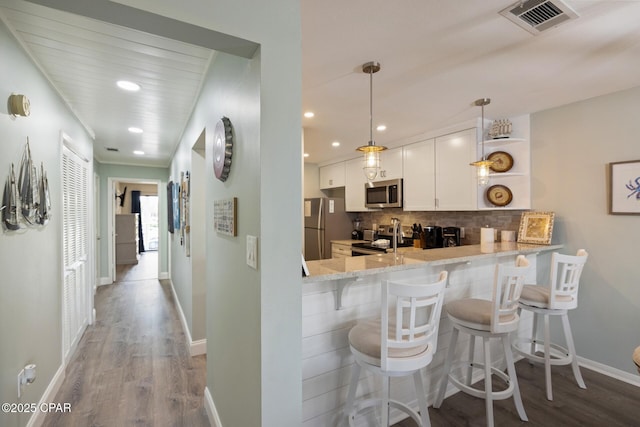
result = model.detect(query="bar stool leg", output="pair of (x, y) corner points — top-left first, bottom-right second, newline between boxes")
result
(344, 363), (361, 424)
(434, 328), (459, 408)
(482, 337), (494, 427)
(561, 312), (586, 389)
(502, 335), (528, 421)
(412, 371), (431, 427)
(465, 335), (475, 386)
(381, 375), (390, 426)
(543, 314), (553, 400)
(529, 311), (539, 363)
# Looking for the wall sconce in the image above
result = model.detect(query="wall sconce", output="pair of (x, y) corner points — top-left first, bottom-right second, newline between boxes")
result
(8, 94), (30, 117)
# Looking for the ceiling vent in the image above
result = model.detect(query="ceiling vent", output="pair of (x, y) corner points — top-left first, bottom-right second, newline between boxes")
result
(106, 147), (119, 152)
(500, 0), (579, 35)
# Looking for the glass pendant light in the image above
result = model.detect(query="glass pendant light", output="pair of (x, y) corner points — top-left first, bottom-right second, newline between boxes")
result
(356, 61), (387, 181)
(470, 98), (493, 186)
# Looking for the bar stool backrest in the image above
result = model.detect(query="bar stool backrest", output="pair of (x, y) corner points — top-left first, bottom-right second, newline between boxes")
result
(491, 255), (531, 334)
(381, 271), (448, 372)
(549, 249), (588, 310)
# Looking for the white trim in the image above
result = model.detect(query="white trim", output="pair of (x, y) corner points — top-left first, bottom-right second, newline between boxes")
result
(168, 279), (207, 356)
(99, 277), (112, 286)
(190, 339), (207, 356)
(25, 364), (66, 427)
(204, 387), (223, 427)
(159, 272), (170, 280)
(578, 356), (640, 387)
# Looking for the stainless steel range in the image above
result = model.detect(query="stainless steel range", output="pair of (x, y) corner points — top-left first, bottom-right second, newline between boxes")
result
(351, 224), (414, 256)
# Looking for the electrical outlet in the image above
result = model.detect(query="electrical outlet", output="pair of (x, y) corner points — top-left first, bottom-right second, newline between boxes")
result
(246, 235), (258, 269)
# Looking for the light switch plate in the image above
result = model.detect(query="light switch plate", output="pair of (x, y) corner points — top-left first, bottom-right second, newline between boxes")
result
(246, 235), (258, 269)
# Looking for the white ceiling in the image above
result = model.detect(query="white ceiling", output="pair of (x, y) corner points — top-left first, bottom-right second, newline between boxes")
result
(3, 0), (640, 168)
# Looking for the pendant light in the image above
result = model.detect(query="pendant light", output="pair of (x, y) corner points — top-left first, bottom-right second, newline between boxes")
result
(470, 98), (493, 186)
(356, 61), (387, 181)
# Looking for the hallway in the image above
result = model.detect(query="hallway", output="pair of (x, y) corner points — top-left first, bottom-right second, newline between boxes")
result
(43, 254), (208, 426)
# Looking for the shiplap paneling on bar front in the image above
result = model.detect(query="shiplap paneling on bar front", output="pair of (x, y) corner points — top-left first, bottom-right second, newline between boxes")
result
(302, 255), (538, 426)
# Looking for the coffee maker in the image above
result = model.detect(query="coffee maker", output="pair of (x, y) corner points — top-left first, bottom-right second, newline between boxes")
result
(442, 227), (461, 247)
(422, 226), (443, 249)
(351, 218), (364, 240)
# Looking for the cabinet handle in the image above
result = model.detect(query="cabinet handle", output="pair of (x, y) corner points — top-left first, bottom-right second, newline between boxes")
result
(329, 179), (333, 186)
(435, 198), (439, 209)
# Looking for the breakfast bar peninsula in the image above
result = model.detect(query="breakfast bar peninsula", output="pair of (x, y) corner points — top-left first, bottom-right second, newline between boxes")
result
(301, 243), (562, 426)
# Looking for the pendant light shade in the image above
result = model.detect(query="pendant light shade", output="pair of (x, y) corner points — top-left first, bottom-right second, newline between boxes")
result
(356, 61), (387, 180)
(470, 98), (493, 186)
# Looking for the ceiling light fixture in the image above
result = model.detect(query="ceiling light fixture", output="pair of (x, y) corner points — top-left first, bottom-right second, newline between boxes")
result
(356, 61), (387, 181)
(117, 80), (141, 91)
(133, 150), (145, 155)
(304, 111), (315, 118)
(332, 141), (340, 147)
(128, 127), (143, 134)
(303, 153), (310, 158)
(470, 98), (493, 186)
(376, 124), (387, 132)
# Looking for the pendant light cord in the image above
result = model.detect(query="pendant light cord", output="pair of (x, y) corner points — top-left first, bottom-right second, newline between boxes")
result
(369, 68), (373, 146)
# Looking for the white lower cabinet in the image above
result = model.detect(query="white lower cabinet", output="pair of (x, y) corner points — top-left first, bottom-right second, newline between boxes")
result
(331, 242), (352, 258)
(403, 128), (477, 211)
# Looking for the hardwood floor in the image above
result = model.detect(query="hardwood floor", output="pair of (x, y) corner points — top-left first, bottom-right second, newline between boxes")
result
(43, 254), (208, 427)
(393, 361), (640, 427)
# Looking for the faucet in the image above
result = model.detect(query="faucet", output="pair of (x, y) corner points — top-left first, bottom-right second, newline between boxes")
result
(391, 218), (403, 254)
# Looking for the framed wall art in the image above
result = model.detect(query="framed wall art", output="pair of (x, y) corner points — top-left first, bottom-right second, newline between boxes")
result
(517, 211), (555, 245)
(214, 197), (237, 236)
(609, 160), (640, 215)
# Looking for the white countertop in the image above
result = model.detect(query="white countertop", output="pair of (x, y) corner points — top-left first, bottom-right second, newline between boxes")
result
(303, 242), (563, 282)
(330, 239), (366, 246)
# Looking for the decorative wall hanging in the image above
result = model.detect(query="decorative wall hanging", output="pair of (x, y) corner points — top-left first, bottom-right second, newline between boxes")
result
(167, 181), (174, 233)
(609, 160), (640, 215)
(18, 141), (38, 224)
(8, 94), (30, 117)
(181, 171), (191, 256)
(2, 164), (19, 230)
(517, 211), (555, 245)
(173, 181), (180, 231)
(214, 197), (237, 236)
(213, 117), (234, 182)
(36, 162), (51, 225)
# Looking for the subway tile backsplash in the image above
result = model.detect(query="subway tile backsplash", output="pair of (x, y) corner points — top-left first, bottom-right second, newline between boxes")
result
(353, 209), (526, 245)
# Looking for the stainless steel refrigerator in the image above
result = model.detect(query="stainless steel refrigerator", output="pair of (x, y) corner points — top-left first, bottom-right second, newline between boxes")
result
(304, 198), (352, 260)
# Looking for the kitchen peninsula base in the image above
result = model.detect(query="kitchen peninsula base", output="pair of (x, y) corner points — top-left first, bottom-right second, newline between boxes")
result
(302, 243), (561, 426)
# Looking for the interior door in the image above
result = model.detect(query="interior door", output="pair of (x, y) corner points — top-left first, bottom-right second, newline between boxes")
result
(62, 145), (90, 364)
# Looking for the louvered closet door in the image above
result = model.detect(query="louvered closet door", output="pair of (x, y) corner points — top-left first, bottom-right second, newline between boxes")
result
(62, 145), (89, 363)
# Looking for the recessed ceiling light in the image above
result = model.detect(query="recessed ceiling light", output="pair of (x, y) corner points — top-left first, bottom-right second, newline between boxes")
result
(376, 124), (387, 131)
(133, 150), (145, 155)
(117, 80), (141, 91)
(303, 153), (310, 158)
(304, 111), (315, 118)
(332, 141), (340, 147)
(128, 127), (143, 134)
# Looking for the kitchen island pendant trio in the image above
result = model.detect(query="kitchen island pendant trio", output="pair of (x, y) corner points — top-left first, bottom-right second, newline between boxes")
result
(356, 61), (387, 181)
(470, 97), (494, 186)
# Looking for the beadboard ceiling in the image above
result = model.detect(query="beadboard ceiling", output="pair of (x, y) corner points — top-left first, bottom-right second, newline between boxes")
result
(2, 0), (640, 167)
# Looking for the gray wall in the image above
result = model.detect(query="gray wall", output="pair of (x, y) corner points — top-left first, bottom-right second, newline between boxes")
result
(532, 86), (640, 375)
(0, 20), (94, 427)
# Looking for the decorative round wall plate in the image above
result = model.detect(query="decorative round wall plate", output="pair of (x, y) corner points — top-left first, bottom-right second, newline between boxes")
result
(486, 184), (513, 207)
(487, 150), (513, 173)
(213, 117), (233, 182)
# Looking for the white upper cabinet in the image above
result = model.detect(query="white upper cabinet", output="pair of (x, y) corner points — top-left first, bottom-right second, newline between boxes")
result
(345, 157), (371, 212)
(435, 128), (478, 211)
(375, 147), (403, 181)
(477, 115), (531, 210)
(403, 139), (436, 211)
(319, 162), (345, 189)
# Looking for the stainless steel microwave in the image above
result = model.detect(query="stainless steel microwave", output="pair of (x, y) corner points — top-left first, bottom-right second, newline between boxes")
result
(365, 178), (403, 208)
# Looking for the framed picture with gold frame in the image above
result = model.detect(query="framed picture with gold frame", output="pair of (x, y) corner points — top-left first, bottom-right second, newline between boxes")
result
(517, 211), (555, 245)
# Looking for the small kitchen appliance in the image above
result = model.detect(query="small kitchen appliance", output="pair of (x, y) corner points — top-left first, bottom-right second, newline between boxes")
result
(423, 226), (443, 249)
(351, 217), (364, 240)
(442, 227), (461, 247)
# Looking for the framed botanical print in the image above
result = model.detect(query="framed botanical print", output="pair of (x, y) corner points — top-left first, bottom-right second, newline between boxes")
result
(517, 211), (555, 245)
(609, 160), (640, 215)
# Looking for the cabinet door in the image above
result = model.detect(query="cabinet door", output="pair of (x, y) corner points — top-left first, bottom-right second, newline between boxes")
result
(319, 162), (345, 189)
(403, 139), (436, 211)
(376, 147), (403, 181)
(345, 157), (370, 212)
(435, 128), (477, 211)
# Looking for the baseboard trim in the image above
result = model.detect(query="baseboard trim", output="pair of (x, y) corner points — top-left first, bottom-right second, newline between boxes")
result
(26, 364), (66, 427)
(159, 271), (169, 280)
(190, 339), (207, 356)
(98, 277), (112, 286)
(204, 386), (223, 427)
(578, 356), (640, 387)
(168, 279), (207, 357)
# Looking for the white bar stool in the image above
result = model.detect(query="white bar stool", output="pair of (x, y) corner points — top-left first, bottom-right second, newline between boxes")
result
(512, 249), (588, 401)
(344, 271), (448, 427)
(433, 255), (531, 427)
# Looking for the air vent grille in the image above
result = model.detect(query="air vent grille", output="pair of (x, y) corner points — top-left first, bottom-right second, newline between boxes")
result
(500, 0), (579, 35)
(106, 147), (119, 152)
